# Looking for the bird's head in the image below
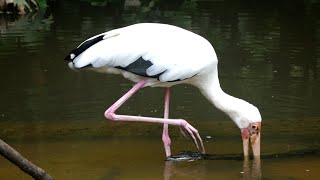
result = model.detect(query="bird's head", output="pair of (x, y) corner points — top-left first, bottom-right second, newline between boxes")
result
(231, 104), (262, 158)
(241, 121), (261, 158)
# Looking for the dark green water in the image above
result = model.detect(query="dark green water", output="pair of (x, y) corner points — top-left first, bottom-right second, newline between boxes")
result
(0, 0), (319, 179)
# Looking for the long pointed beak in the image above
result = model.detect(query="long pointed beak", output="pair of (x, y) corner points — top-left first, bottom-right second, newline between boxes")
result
(241, 122), (261, 158)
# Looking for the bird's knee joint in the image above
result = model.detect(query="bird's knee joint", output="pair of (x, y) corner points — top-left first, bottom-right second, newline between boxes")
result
(105, 111), (116, 120)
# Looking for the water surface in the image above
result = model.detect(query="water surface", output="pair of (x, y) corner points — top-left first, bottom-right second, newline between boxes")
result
(0, 0), (319, 179)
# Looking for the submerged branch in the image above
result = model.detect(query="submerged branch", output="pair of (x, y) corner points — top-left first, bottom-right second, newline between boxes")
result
(0, 139), (53, 180)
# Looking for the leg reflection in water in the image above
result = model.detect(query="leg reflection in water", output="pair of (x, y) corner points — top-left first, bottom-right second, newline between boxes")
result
(242, 157), (261, 180)
(163, 157), (262, 180)
(163, 161), (207, 180)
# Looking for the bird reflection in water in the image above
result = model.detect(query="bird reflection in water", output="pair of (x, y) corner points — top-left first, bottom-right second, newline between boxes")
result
(163, 157), (261, 180)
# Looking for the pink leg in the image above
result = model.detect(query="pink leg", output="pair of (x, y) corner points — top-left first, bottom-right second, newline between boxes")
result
(162, 88), (171, 157)
(104, 80), (205, 154)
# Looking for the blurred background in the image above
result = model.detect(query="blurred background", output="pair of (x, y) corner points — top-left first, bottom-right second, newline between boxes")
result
(0, 0), (319, 179)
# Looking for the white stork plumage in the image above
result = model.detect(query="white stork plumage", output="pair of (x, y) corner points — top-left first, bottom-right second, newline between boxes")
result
(65, 23), (262, 158)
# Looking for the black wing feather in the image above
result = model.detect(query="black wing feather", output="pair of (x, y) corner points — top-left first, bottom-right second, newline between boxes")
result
(64, 35), (105, 61)
(116, 57), (166, 79)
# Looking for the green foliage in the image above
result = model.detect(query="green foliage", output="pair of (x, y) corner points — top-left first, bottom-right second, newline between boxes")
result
(0, 0), (47, 14)
(36, 0), (48, 8)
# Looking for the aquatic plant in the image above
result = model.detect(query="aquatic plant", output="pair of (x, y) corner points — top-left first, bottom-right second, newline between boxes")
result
(0, 0), (48, 14)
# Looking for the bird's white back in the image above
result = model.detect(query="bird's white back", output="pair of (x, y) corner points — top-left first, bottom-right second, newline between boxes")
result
(71, 23), (218, 82)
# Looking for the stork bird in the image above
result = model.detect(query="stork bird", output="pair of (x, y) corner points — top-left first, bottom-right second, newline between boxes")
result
(65, 23), (262, 158)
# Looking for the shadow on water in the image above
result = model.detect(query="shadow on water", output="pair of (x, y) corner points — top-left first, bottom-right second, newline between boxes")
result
(164, 148), (319, 180)
(167, 148), (320, 161)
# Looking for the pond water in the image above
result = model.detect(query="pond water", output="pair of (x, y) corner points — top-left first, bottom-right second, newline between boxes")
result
(0, 0), (319, 179)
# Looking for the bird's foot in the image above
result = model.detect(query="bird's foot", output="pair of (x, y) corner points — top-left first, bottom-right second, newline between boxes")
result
(179, 120), (205, 154)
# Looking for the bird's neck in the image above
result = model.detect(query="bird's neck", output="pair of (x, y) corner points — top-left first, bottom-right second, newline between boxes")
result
(195, 69), (252, 128)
